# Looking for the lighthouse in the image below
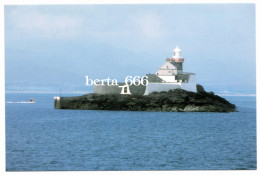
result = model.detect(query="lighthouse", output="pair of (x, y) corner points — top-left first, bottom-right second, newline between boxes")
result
(143, 46), (197, 94)
(170, 46), (184, 74)
(172, 46), (182, 58)
(156, 46), (185, 76)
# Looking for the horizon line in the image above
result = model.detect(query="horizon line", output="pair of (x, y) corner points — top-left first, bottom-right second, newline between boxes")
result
(5, 91), (257, 97)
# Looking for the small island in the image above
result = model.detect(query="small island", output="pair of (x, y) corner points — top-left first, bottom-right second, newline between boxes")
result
(55, 85), (236, 112)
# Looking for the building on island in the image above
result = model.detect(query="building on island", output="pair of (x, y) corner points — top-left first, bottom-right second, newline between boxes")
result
(144, 46), (197, 95)
(94, 46), (197, 95)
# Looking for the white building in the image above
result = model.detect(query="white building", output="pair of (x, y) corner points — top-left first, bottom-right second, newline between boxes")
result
(94, 46), (197, 95)
(144, 46), (197, 95)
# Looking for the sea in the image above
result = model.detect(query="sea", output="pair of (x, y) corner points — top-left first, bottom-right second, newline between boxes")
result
(5, 93), (256, 171)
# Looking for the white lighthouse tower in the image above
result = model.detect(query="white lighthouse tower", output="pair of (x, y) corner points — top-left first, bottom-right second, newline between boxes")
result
(173, 46), (182, 59)
(170, 46), (184, 63)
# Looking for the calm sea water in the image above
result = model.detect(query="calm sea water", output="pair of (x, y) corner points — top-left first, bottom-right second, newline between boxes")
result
(5, 93), (256, 171)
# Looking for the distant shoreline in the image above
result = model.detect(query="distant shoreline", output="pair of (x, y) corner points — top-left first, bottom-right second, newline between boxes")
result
(216, 94), (256, 97)
(5, 91), (256, 97)
(5, 91), (90, 94)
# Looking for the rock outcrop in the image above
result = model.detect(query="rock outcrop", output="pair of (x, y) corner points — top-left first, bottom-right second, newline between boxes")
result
(55, 85), (236, 112)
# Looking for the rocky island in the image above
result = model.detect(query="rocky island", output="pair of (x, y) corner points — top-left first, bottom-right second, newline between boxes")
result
(55, 85), (236, 112)
(54, 47), (236, 112)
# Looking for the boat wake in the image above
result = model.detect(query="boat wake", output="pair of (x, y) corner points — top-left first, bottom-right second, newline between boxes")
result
(6, 101), (35, 104)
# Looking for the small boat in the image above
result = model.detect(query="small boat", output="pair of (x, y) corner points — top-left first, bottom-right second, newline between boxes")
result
(29, 98), (36, 103)
(6, 98), (36, 103)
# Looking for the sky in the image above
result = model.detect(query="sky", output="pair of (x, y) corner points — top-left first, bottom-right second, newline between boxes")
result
(5, 4), (256, 94)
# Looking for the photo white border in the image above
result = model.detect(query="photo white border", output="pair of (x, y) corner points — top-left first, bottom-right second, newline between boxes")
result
(0, 0), (259, 175)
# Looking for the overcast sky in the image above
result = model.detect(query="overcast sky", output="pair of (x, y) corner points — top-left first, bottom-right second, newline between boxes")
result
(5, 4), (255, 94)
